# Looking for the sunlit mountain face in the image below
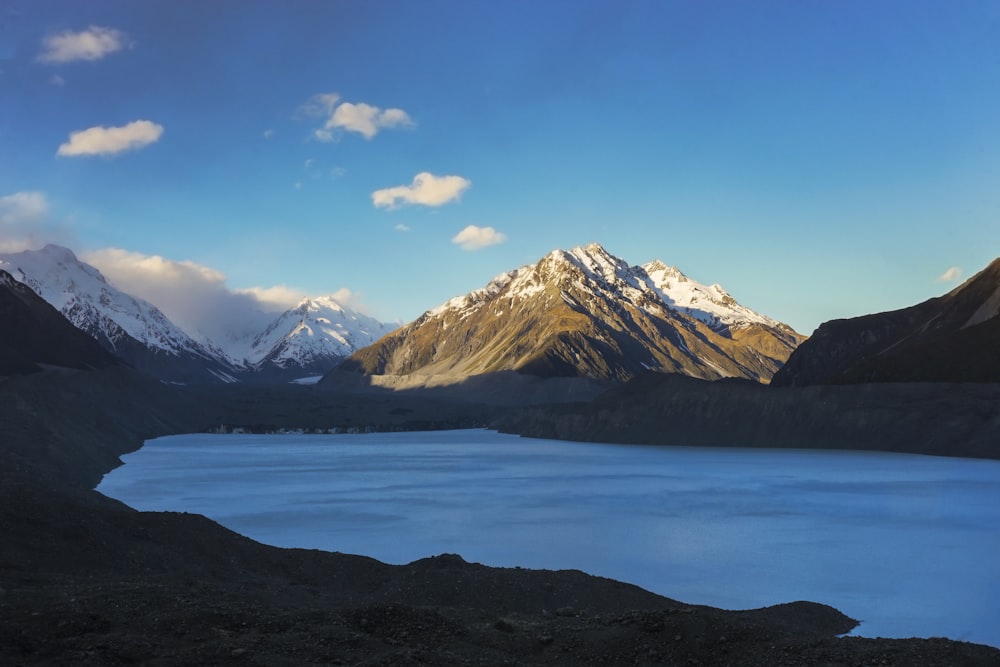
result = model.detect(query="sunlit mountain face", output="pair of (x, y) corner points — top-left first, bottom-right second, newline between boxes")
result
(338, 243), (804, 385)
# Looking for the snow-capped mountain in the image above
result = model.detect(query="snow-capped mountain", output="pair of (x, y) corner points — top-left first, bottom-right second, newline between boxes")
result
(0, 245), (239, 383)
(337, 243), (804, 385)
(0, 244), (397, 384)
(238, 296), (396, 380)
(640, 260), (786, 333)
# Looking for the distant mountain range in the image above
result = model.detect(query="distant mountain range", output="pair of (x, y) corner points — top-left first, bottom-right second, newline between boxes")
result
(0, 245), (395, 384)
(772, 257), (1000, 385)
(335, 243), (804, 386)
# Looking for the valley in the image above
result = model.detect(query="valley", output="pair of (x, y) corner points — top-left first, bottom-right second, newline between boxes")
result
(2, 246), (999, 664)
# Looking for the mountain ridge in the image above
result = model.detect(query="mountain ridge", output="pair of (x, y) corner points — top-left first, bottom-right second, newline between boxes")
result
(0, 245), (396, 383)
(771, 256), (1000, 386)
(333, 243), (804, 386)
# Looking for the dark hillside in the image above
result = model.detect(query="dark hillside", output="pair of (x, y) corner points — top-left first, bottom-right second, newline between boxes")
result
(0, 270), (119, 376)
(500, 372), (1000, 460)
(772, 258), (1000, 386)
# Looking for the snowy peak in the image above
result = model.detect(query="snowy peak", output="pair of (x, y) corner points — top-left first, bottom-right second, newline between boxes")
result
(0, 244), (399, 383)
(342, 243), (804, 384)
(422, 242), (787, 337)
(0, 245), (209, 358)
(639, 259), (786, 333)
(246, 295), (396, 371)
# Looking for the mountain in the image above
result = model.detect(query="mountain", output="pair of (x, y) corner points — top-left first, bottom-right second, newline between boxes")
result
(771, 257), (1000, 386)
(0, 245), (239, 384)
(333, 243), (804, 386)
(0, 245), (398, 384)
(238, 296), (396, 380)
(0, 269), (119, 376)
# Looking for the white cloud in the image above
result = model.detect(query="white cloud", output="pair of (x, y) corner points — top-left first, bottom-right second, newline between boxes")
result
(263, 129), (274, 139)
(372, 172), (471, 209)
(0, 191), (48, 224)
(57, 120), (164, 157)
(301, 92), (413, 140)
(38, 25), (129, 63)
(394, 223), (411, 232)
(83, 248), (372, 343)
(235, 285), (306, 312)
(328, 102), (413, 139)
(0, 191), (72, 252)
(49, 74), (66, 86)
(937, 266), (963, 282)
(83, 248), (304, 343)
(451, 225), (507, 251)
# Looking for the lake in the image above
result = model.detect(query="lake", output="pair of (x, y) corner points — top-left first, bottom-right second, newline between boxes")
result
(97, 429), (1000, 648)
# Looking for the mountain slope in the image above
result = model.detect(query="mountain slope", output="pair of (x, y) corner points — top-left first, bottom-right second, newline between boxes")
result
(335, 243), (803, 385)
(0, 269), (120, 376)
(240, 296), (396, 379)
(771, 257), (1000, 386)
(0, 245), (238, 384)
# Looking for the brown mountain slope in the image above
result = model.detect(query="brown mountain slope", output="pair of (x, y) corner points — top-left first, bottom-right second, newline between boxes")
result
(333, 244), (803, 386)
(771, 258), (1000, 386)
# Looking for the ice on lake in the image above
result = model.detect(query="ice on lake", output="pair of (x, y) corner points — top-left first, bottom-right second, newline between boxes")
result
(97, 429), (1000, 648)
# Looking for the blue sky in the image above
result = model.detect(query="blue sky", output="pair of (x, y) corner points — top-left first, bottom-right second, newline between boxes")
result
(2, 0), (999, 335)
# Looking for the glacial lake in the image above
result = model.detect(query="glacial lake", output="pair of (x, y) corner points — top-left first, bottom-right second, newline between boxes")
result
(97, 429), (1000, 648)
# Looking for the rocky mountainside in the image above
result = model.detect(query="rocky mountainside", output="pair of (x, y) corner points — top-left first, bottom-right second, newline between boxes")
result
(772, 257), (1000, 386)
(0, 245), (396, 384)
(334, 243), (804, 386)
(0, 245), (238, 384)
(0, 269), (119, 376)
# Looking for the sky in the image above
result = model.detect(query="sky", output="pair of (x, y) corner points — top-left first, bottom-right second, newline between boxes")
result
(2, 0), (999, 337)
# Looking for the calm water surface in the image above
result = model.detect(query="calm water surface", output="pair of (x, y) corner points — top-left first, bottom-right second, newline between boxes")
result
(97, 429), (1000, 648)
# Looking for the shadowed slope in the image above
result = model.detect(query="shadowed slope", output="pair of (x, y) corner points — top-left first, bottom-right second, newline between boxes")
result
(772, 257), (1000, 386)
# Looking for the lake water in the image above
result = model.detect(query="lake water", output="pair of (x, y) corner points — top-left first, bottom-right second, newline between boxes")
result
(97, 429), (1000, 648)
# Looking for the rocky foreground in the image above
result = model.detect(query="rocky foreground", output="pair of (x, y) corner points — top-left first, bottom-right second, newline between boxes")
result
(2, 368), (999, 665)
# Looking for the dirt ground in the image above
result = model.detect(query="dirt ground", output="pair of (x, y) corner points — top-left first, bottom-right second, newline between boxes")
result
(3, 476), (999, 666)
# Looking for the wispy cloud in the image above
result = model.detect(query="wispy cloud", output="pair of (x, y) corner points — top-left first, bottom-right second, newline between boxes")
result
(937, 266), (963, 282)
(394, 223), (411, 232)
(372, 172), (470, 209)
(0, 191), (72, 252)
(83, 248), (304, 343)
(57, 120), (164, 157)
(301, 92), (413, 141)
(452, 225), (507, 251)
(84, 247), (375, 342)
(37, 25), (130, 63)
(299, 93), (340, 118)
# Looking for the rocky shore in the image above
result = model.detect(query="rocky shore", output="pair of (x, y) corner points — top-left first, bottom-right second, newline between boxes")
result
(2, 367), (998, 665)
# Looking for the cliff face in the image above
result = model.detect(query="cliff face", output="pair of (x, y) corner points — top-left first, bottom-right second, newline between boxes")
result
(771, 258), (1000, 386)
